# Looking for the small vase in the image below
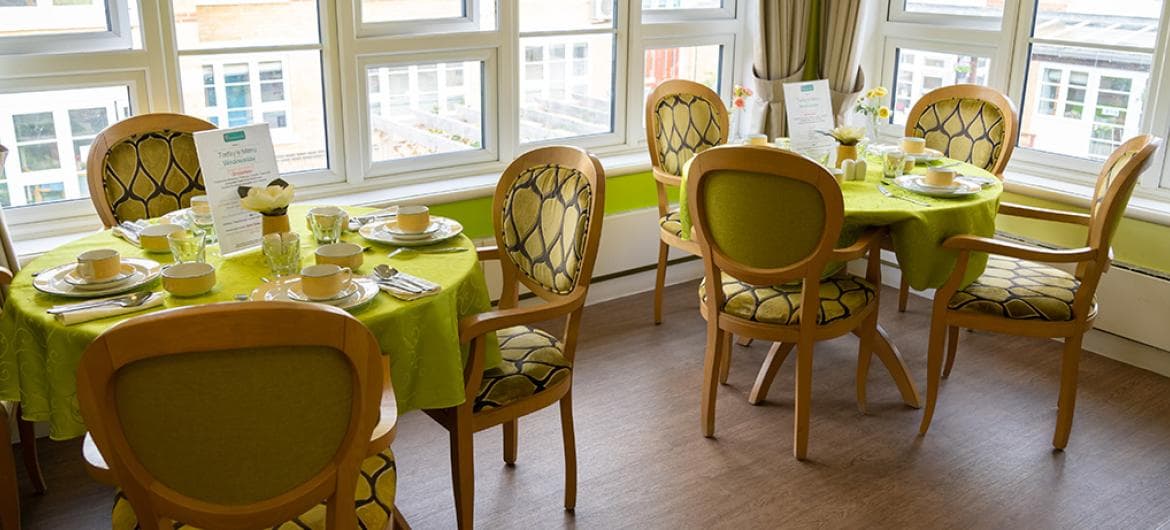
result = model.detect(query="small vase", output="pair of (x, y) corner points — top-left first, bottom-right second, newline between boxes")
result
(835, 144), (859, 168)
(261, 213), (290, 236)
(863, 114), (881, 156)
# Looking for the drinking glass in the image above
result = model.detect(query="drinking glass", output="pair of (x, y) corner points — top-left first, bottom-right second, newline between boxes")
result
(883, 150), (907, 180)
(262, 232), (301, 277)
(167, 229), (207, 263)
(307, 206), (346, 245)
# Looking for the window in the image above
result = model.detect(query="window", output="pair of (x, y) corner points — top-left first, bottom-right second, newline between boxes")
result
(642, 44), (723, 125)
(0, 0), (134, 54)
(366, 60), (485, 163)
(889, 47), (991, 123)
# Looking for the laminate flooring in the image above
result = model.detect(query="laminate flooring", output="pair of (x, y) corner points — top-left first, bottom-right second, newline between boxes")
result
(12, 281), (1170, 529)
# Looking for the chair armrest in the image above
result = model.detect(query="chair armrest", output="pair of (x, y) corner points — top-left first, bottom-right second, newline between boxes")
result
(942, 235), (1098, 264)
(998, 202), (1091, 226)
(830, 228), (885, 262)
(0, 266), (11, 287)
(652, 167), (683, 187)
(476, 245), (500, 261)
(459, 296), (581, 343)
(83, 433), (116, 486)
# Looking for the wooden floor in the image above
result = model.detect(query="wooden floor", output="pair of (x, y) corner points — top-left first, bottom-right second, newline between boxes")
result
(12, 280), (1170, 529)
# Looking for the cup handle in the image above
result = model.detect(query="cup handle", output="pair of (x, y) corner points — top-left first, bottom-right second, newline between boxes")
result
(339, 267), (352, 288)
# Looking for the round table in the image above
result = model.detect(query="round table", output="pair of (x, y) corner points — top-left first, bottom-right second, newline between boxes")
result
(0, 205), (500, 440)
(679, 153), (1004, 290)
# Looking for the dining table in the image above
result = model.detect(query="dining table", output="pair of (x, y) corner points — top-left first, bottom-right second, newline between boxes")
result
(678, 148), (1005, 408)
(0, 205), (500, 440)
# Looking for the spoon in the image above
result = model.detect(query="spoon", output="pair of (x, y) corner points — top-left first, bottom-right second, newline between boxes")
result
(387, 246), (467, 259)
(371, 264), (425, 293)
(46, 292), (153, 315)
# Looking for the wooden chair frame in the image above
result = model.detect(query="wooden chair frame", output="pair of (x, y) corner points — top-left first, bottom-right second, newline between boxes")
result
(898, 84), (1020, 312)
(425, 146), (605, 530)
(645, 79), (730, 324)
(1, 266), (46, 530)
(687, 146), (889, 459)
(919, 135), (1161, 450)
(86, 113), (216, 229)
(76, 302), (399, 530)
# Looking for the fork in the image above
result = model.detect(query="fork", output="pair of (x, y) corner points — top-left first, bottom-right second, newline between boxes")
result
(877, 184), (932, 207)
(46, 292), (154, 315)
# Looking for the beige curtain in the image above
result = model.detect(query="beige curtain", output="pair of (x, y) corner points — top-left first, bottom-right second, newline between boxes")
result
(751, 1), (812, 138)
(820, 0), (869, 125)
(0, 145), (19, 304)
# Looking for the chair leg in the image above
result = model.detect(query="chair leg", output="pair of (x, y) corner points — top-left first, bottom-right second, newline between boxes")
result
(1053, 333), (1084, 450)
(448, 408), (475, 530)
(700, 326), (726, 438)
(898, 276), (910, 312)
(718, 331), (732, 385)
(653, 241), (669, 325)
(942, 326), (960, 379)
(559, 391), (578, 511)
(793, 340), (815, 460)
(16, 406), (44, 495)
(1, 416), (20, 530)
(502, 420), (517, 465)
(748, 342), (794, 405)
(392, 506), (412, 530)
(918, 316), (949, 436)
(856, 312), (879, 414)
(736, 336), (753, 347)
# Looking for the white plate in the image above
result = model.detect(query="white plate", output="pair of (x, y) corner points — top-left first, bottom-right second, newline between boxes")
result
(33, 258), (162, 298)
(910, 148), (945, 164)
(251, 276), (379, 312)
(63, 264), (135, 288)
(287, 281), (360, 303)
(360, 216), (463, 247)
(161, 208), (194, 227)
(894, 175), (981, 198)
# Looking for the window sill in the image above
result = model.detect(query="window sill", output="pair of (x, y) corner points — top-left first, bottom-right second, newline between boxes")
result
(1002, 171), (1170, 227)
(11, 151), (653, 262)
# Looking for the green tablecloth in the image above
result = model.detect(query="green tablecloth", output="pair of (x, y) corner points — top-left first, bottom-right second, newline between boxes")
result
(678, 153), (1002, 290)
(0, 205), (500, 440)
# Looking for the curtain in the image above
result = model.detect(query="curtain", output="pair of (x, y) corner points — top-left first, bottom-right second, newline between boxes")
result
(751, 0), (870, 136)
(0, 145), (19, 303)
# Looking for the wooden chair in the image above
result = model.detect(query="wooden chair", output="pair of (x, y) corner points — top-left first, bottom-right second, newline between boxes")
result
(897, 84), (1019, 312)
(426, 146), (605, 529)
(646, 79), (729, 324)
(1, 266), (46, 530)
(76, 302), (407, 530)
(86, 113), (216, 228)
(688, 145), (887, 459)
(919, 135), (1161, 450)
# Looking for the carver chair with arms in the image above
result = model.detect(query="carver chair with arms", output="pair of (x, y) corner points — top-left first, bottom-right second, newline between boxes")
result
(897, 84), (1019, 312)
(646, 79), (729, 324)
(426, 145), (605, 529)
(919, 135), (1161, 450)
(87, 113), (216, 228)
(1, 267), (47, 530)
(688, 145), (891, 460)
(76, 302), (406, 530)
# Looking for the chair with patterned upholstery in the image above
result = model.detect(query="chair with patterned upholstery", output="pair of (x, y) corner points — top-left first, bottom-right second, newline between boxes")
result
(919, 135), (1161, 450)
(426, 146), (604, 529)
(76, 302), (407, 530)
(897, 84), (1019, 312)
(688, 146), (888, 460)
(1, 267), (47, 530)
(87, 113), (216, 228)
(646, 79), (729, 324)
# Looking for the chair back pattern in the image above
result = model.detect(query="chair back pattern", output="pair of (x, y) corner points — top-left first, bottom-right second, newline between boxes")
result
(646, 80), (729, 178)
(1082, 135), (1161, 282)
(87, 114), (216, 227)
(905, 84), (1018, 176)
(77, 302), (384, 530)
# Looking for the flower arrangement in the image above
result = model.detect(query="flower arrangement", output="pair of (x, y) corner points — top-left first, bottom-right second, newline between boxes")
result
(855, 86), (891, 121)
(238, 178), (294, 216)
(820, 126), (866, 146)
(731, 84), (753, 110)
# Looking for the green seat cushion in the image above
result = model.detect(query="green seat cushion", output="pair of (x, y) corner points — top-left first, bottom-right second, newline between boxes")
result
(948, 256), (1095, 321)
(474, 325), (572, 413)
(111, 448), (396, 530)
(659, 210), (684, 238)
(699, 273), (877, 326)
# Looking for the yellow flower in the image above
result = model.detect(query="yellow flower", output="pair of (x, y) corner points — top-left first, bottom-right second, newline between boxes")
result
(865, 89), (876, 99)
(878, 106), (891, 119)
(873, 86), (889, 97)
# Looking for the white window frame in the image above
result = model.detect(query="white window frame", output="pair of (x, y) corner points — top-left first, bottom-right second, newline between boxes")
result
(355, 0), (485, 38)
(635, 33), (735, 136)
(888, 0), (1004, 30)
(879, 36), (1004, 128)
(0, 0), (133, 55)
(640, 0), (735, 24)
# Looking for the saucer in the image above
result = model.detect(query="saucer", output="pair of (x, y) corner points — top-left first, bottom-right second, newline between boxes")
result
(287, 281), (360, 303)
(910, 148), (945, 164)
(894, 175), (981, 198)
(381, 220), (441, 239)
(63, 264), (135, 287)
(251, 277), (379, 312)
(33, 258), (162, 298)
(360, 216), (464, 247)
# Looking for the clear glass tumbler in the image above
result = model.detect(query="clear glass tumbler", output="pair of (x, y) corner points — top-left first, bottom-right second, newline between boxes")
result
(262, 232), (301, 277)
(883, 150), (907, 180)
(168, 229), (207, 263)
(307, 206), (346, 245)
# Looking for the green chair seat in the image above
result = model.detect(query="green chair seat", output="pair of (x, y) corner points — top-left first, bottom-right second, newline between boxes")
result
(948, 256), (1096, 321)
(699, 272), (877, 326)
(659, 210), (684, 238)
(112, 448), (396, 530)
(474, 325), (572, 413)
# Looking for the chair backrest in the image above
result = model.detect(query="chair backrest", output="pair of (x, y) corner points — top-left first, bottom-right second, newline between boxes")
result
(77, 302), (384, 530)
(687, 145), (844, 290)
(904, 84), (1018, 177)
(87, 113), (217, 228)
(1086, 135), (1161, 266)
(493, 146), (606, 308)
(645, 80), (730, 179)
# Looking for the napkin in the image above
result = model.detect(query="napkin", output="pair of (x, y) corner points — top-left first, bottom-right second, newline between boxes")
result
(377, 272), (440, 301)
(111, 227), (142, 247)
(50, 292), (165, 326)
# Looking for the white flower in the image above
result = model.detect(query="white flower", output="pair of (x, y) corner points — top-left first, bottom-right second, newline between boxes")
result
(239, 182), (294, 214)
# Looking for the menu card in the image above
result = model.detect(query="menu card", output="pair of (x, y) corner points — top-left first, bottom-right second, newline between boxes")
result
(193, 124), (279, 255)
(782, 79), (836, 156)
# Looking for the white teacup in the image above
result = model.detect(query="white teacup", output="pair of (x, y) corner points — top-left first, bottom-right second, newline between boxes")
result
(139, 224), (184, 253)
(77, 249), (121, 282)
(901, 137), (926, 155)
(315, 242), (364, 270)
(189, 195), (212, 217)
(396, 205), (430, 234)
(300, 264), (353, 300)
(925, 167), (957, 188)
(162, 262), (216, 297)
(745, 134), (769, 146)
